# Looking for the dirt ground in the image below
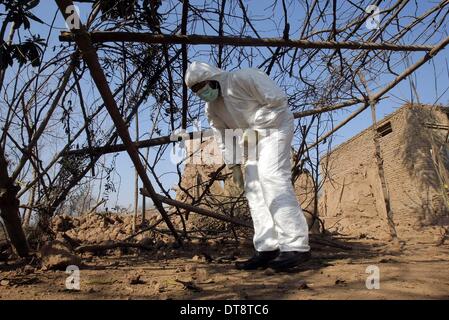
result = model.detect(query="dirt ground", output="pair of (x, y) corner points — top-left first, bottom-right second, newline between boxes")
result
(1, 234), (449, 300)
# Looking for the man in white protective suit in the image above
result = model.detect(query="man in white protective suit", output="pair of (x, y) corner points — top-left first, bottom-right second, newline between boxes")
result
(185, 61), (311, 271)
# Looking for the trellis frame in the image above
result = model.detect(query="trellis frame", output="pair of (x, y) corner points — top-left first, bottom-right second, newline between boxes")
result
(54, 0), (449, 245)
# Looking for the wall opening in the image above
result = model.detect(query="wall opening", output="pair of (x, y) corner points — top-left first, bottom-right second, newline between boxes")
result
(377, 121), (393, 137)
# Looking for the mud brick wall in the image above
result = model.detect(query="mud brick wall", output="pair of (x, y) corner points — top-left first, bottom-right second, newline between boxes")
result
(320, 104), (449, 240)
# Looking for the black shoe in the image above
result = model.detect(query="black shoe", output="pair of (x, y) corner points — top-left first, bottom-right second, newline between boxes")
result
(267, 251), (311, 271)
(235, 250), (279, 270)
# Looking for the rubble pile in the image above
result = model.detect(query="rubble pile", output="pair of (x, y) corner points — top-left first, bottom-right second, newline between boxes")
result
(50, 213), (159, 244)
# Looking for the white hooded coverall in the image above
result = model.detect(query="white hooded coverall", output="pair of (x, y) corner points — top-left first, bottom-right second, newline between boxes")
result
(185, 61), (310, 252)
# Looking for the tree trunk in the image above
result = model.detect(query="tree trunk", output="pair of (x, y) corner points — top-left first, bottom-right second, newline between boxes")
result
(0, 149), (29, 257)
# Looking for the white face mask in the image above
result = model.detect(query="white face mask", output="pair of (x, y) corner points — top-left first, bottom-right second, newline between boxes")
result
(197, 83), (219, 102)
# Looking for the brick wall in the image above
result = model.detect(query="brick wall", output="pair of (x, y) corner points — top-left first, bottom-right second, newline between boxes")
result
(319, 104), (449, 240)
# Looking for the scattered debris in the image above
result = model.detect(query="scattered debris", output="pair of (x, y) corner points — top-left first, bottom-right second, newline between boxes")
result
(237, 289), (249, 299)
(149, 280), (165, 293)
(297, 280), (310, 290)
(202, 252), (213, 263)
(195, 268), (214, 283)
(0, 279), (10, 286)
(215, 254), (236, 263)
(127, 273), (145, 285)
(75, 241), (152, 254)
(335, 279), (347, 286)
(175, 267), (183, 273)
(379, 257), (399, 263)
(185, 264), (197, 272)
(263, 268), (275, 276)
(22, 265), (35, 275)
(0, 276), (39, 287)
(175, 279), (203, 292)
(191, 255), (206, 262)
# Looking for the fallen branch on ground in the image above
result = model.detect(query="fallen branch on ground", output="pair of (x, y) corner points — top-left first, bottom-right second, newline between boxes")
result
(74, 241), (152, 253)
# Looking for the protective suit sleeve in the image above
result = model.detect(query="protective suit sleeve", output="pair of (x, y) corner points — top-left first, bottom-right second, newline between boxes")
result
(233, 69), (287, 108)
(205, 104), (234, 165)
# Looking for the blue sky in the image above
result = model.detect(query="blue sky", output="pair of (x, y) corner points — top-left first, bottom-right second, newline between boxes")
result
(6, 1), (449, 210)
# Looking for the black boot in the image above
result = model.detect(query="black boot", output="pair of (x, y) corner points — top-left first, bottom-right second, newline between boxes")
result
(235, 250), (279, 270)
(267, 251), (311, 271)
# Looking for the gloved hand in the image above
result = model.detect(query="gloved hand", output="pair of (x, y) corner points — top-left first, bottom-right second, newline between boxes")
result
(228, 164), (244, 190)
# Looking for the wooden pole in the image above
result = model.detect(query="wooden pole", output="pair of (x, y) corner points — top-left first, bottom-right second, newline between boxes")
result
(181, 0), (189, 129)
(59, 31), (434, 52)
(140, 188), (252, 228)
(360, 73), (398, 240)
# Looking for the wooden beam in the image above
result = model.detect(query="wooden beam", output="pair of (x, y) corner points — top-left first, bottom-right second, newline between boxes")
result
(140, 188), (252, 228)
(181, 0), (189, 129)
(360, 73), (397, 240)
(59, 31), (434, 52)
(425, 123), (449, 130)
(64, 98), (366, 157)
(64, 130), (213, 157)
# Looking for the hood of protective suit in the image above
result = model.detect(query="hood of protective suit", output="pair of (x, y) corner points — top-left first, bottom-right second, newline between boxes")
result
(185, 61), (225, 88)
